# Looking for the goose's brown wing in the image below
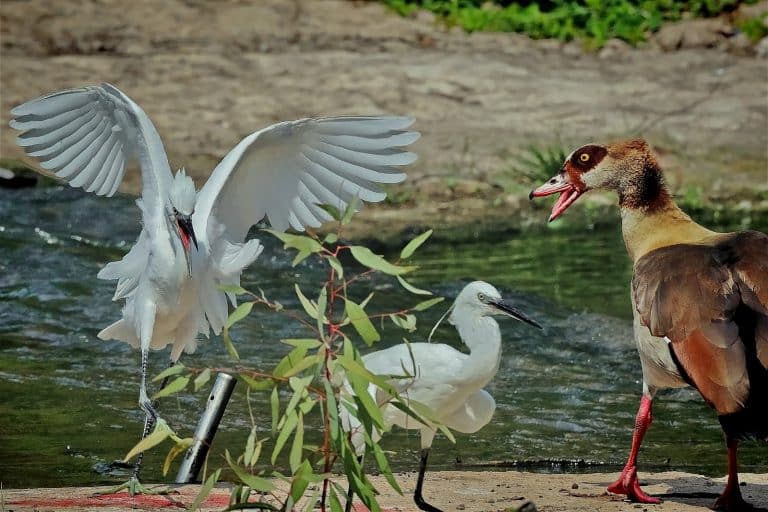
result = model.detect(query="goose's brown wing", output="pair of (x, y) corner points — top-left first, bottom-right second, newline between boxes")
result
(730, 231), (768, 370)
(631, 232), (768, 414)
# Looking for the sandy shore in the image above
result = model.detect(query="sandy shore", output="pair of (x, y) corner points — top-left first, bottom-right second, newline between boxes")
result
(4, 471), (768, 511)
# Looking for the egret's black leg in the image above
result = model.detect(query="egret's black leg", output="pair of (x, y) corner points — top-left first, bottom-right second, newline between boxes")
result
(344, 455), (364, 512)
(414, 448), (442, 512)
(97, 358), (174, 497)
(132, 359), (175, 479)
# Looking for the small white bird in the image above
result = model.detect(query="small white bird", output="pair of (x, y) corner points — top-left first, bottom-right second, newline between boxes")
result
(11, 83), (419, 492)
(340, 281), (542, 512)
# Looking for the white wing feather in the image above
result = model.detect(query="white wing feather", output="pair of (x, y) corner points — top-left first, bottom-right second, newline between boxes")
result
(193, 116), (419, 242)
(10, 82), (172, 207)
(12, 84), (175, 311)
(191, 115), (418, 336)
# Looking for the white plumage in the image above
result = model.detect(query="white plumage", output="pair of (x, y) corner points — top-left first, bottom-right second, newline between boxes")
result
(11, 83), (419, 489)
(339, 281), (542, 512)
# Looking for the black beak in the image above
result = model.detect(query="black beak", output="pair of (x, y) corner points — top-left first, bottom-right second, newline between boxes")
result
(490, 299), (543, 330)
(177, 215), (198, 251)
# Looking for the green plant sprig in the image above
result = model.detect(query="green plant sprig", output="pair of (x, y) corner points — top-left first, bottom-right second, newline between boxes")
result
(127, 198), (446, 512)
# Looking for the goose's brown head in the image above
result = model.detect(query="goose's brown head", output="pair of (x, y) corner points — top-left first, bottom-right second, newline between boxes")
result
(529, 139), (666, 221)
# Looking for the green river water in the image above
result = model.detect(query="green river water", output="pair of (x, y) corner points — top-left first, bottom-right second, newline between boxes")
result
(0, 186), (765, 488)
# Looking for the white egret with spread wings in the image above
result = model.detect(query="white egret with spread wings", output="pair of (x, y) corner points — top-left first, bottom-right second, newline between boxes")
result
(11, 83), (419, 492)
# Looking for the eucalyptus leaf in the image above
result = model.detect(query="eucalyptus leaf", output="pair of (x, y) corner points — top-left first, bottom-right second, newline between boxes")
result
(324, 380), (340, 442)
(372, 443), (403, 494)
(123, 419), (172, 461)
(244, 426), (257, 468)
(263, 229), (323, 255)
(316, 286), (328, 339)
(344, 299), (380, 346)
(226, 450), (275, 492)
(349, 246), (416, 275)
(152, 376), (189, 400)
(193, 368), (211, 392)
(274, 346), (309, 377)
(222, 328), (241, 361)
(318, 203), (342, 221)
(249, 439), (264, 468)
(288, 413), (304, 472)
(327, 255), (344, 279)
(396, 275), (432, 295)
(152, 363), (185, 382)
(359, 291), (375, 309)
(189, 468), (221, 512)
(341, 195), (360, 225)
(294, 284), (318, 319)
(239, 374), (274, 391)
(329, 487), (344, 512)
(271, 410), (299, 465)
(281, 354), (320, 378)
(219, 284), (248, 295)
(400, 229), (432, 259)
(270, 386), (280, 432)
(298, 396), (316, 415)
(413, 297), (445, 311)
(225, 301), (254, 330)
(281, 338), (322, 350)
(163, 437), (193, 476)
(347, 373), (385, 429)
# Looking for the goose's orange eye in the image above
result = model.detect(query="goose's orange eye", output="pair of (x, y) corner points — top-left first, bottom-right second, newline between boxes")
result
(579, 153), (590, 163)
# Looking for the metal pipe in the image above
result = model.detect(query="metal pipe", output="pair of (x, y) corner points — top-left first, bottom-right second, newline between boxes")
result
(175, 372), (237, 483)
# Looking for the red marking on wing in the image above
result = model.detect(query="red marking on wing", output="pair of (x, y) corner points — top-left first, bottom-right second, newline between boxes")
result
(672, 329), (748, 415)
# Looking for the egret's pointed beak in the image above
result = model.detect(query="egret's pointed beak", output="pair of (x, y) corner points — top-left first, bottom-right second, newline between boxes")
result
(489, 299), (543, 330)
(529, 172), (584, 222)
(176, 215), (199, 252)
(175, 214), (198, 276)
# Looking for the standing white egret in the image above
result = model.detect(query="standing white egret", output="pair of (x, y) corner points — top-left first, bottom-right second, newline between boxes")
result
(10, 83), (419, 492)
(340, 281), (542, 512)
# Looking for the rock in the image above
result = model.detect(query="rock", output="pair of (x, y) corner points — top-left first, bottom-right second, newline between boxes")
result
(451, 178), (495, 197)
(653, 18), (732, 51)
(723, 32), (755, 55)
(598, 38), (633, 59)
(756, 36), (768, 58)
(517, 501), (538, 512)
(735, 0), (768, 23)
(0, 167), (37, 189)
(412, 9), (436, 25)
(561, 40), (583, 57)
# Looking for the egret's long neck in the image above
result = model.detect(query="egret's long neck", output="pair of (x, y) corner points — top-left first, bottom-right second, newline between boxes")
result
(452, 314), (502, 388)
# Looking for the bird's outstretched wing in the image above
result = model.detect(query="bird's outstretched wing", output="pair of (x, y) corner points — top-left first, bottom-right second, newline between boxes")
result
(192, 116), (418, 335)
(632, 231), (768, 415)
(10, 83), (172, 205)
(194, 116), (419, 242)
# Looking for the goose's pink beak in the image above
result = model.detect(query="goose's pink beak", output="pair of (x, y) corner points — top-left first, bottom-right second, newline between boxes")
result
(529, 173), (584, 222)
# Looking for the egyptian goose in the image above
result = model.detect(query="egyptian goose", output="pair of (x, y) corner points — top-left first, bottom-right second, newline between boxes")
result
(530, 139), (768, 510)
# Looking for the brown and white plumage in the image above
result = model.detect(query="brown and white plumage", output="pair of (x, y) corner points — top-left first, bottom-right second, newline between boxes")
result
(531, 138), (768, 510)
(633, 231), (768, 421)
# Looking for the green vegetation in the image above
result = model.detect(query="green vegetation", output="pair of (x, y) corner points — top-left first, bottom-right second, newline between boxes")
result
(381, 0), (761, 47)
(127, 201), (447, 511)
(739, 15), (768, 41)
(510, 139), (568, 187)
